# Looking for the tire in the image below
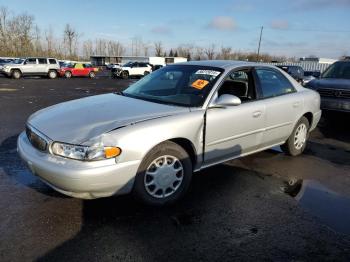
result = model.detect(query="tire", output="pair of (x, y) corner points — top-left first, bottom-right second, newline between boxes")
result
(48, 70), (57, 79)
(133, 141), (193, 205)
(64, 71), (72, 78)
(281, 116), (310, 156)
(11, 69), (21, 79)
(121, 71), (129, 79)
(89, 71), (96, 78)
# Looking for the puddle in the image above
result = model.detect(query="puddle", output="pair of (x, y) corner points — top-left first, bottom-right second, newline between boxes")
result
(283, 179), (350, 235)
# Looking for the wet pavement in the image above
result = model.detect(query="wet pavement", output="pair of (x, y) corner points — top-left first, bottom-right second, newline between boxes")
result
(0, 75), (350, 261)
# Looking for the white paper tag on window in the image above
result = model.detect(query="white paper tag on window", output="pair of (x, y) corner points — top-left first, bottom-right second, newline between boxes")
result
(195, 70), (221, 77)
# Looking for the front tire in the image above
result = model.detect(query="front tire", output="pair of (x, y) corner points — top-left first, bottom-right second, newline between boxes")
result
(133, 141), (192, 205)
(64, 71), (72, 78)
(281, 116), (310, 156)
(11, 69), (22, 79)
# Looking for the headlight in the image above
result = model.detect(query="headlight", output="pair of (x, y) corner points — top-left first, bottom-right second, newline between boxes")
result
(51, 142), (121, 161)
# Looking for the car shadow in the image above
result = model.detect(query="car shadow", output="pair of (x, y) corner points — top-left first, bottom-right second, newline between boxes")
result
(317, 113), (350, 143)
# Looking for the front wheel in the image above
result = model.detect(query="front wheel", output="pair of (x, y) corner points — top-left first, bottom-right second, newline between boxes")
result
(281, 116), (310, 156)
(64, 71), (72, 78)
(88, 71), (96, 78)
(121, 71), (129, 79)
(11, 69), (22, 79)
(133, 141), (192, 205)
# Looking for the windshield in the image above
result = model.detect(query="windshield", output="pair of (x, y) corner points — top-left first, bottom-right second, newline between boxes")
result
(13, 59), (24, 64)
(123, 62), (134, 67)
(123, 65), (224, 107)
(322, 62), (350, 79)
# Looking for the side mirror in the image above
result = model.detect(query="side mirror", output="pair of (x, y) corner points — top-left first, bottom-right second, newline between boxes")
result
(211, 94), (241, 108)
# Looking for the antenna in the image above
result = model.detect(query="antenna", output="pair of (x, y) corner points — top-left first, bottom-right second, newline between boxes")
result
(257, 26), (263, 62)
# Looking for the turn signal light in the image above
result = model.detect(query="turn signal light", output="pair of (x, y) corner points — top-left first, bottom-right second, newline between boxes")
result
(104, 147), (121, 158)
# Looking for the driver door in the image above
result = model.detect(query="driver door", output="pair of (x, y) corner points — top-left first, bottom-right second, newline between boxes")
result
(204, 69), (266, 166)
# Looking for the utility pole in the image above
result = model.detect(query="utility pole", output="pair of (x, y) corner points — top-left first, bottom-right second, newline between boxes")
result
(257, 26), (263, 62)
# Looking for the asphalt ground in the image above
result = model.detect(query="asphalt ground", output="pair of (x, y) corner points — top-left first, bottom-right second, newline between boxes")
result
(0, 74), (350, 261)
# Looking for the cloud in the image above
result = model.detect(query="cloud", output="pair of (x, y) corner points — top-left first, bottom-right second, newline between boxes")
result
(270, 20), (289, 30)
(207, 16), (237, 31)
(150, 26), (172, 35)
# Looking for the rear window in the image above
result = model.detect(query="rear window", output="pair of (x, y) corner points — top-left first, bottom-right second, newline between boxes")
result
(38, 58), (47, 64)
(49, 59), (57, 64)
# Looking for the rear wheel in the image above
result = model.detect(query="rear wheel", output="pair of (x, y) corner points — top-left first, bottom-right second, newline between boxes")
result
(64, 71), (72, 78)
(281, 116), (310, 156)
(88, 71), (96, 78)
(48, 70), (57, 79)
(121, 71), (129, 79)
(133, 141), (192, 205)
(11, 69), (21, 79)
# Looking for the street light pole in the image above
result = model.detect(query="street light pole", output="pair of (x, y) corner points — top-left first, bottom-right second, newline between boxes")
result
(257, 26), (263, 62)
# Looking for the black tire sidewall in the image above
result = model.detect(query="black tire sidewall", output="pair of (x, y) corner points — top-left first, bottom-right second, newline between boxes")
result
(122, 71), (129, 79)
(65, 71), (72, 78)
(12, 70), (21, 79)
(133, 141), (192, 205)
(282, 116), (310, 156)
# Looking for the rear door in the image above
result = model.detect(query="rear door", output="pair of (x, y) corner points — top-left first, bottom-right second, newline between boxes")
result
(37, 58), (48, 74)
(73, 63), (84, 76)
(254, 67), (303, 148)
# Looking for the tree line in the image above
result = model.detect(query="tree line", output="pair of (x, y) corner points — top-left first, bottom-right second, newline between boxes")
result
(0, 6), (290, 62)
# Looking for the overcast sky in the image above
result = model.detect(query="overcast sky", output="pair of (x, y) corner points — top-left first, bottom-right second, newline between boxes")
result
(2, 0), (350, 58)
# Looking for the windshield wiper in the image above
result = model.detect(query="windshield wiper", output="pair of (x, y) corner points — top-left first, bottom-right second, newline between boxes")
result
(115, 91), (125, 96)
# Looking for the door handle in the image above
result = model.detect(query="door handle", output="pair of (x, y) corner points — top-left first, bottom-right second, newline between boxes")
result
(252, 111), (262, 118)
(293, 102), (300, 108)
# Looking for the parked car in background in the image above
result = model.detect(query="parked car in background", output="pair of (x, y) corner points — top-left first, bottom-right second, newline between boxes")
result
(59, 63), (98, 78)
(1, 57), (60, 79)
(305, 60), (350, 113)
(106, 63), (122, 70)
(277, 65), (304, 83)
(303, 70), (321, 85)
(18, 61), (321, 205)
(112, 61), (152, 79)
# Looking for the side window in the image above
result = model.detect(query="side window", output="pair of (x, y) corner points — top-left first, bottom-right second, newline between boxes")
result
(26, 58), (37, 64)
(38, 58), (47, 64)
(217, 69), (256, 102)
(49, 59), (57, 64)
(256, 68), (295, 98)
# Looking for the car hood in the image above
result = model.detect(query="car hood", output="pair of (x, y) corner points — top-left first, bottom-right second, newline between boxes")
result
(310, 78), (350, 90)
(28, 93), (189, 144)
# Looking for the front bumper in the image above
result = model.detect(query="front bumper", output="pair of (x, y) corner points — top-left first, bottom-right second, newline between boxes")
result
(17, 132), (141, 199)
(321, 97), (350, 113)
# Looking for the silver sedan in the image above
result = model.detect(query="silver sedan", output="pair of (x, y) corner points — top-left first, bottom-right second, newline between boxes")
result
(18, 61), (322, 205)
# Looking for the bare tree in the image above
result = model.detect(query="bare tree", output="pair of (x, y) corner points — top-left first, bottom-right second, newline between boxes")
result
(154, 41), (163, 57)
(218, 47), (232, 60)
(63, 23), (79, 59)
(194, 46), (204, 60)
(44, 26), (55, 56)
(204, 44), (216, 60)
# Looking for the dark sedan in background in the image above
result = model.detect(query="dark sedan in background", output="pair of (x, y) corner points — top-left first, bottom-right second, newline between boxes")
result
(305, 60), (350, 113)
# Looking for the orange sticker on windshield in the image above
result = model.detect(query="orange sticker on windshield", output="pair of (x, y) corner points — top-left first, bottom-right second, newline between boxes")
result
(191, 79), (209, 90)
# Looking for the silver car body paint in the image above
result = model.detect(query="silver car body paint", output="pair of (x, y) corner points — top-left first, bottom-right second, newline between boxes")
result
(18, 60), (322, 199)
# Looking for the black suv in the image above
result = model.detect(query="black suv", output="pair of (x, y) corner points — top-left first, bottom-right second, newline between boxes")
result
(305, 60), (350, 113)
(277, 65), (304, 83)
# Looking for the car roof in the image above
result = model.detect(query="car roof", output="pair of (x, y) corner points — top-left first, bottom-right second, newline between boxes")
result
(172, 60), (276, 70)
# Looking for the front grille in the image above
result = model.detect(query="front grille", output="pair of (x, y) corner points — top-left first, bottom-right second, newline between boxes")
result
(318, 88), (350, 99)
(26, 126), (48, 152)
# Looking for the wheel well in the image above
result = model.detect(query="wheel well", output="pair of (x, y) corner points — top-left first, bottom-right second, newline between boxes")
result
(303, 112), (313, 126)
(169, 138), (197, 168)
(11, 68), (21, 73)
